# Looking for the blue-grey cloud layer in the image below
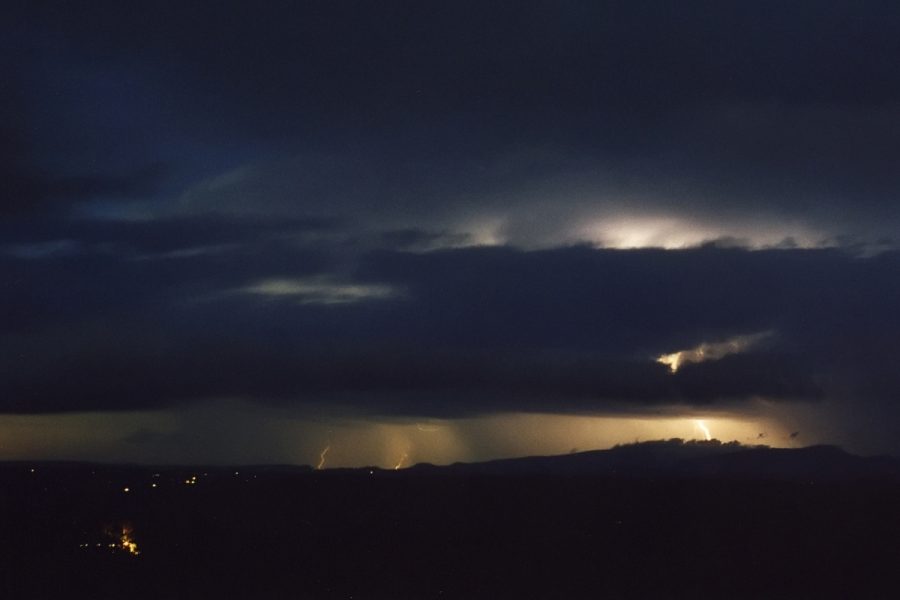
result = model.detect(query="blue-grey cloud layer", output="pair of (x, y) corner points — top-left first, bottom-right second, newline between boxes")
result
(3, 238), (898, 415)
(3, 1), (900, 453)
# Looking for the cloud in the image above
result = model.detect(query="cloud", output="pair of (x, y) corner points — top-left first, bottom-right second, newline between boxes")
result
(2, 245), (897, 418)
(150, 116), (900, 252)
(3, 239), (83, 260)
(5, 1), (900, 457)
(0, 215), (344, 334)
(238, 276), (400, 305)
(657, 331), (775, 373)
(1, 153), (166, 218)
(9, 2), (900, 251)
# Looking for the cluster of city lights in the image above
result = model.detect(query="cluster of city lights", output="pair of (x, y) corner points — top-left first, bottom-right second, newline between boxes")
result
(79, 525), (140, 557)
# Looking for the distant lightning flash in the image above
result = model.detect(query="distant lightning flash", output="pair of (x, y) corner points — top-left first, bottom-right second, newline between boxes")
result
(393, 451), (409, 470)
(695, 420), (712, 441)
(317, 445), (330, 470)
(657, 331), (773, 373)
(657, 351), (683, 373)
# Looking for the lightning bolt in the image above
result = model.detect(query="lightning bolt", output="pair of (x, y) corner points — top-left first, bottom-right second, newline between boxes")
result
(695, 419), (712, 441)
(393, 451), (409, 470)
(657, 351), (683, 373)
(317, 445), (330, 470)
(657, 331), (772, 374)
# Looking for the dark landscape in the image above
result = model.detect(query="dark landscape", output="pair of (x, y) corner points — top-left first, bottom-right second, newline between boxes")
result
(4, 440), (900, 599)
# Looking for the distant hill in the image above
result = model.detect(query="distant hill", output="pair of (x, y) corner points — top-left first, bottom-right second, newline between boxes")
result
(409, 439), (900, 482)
(4, 440), (900, 482)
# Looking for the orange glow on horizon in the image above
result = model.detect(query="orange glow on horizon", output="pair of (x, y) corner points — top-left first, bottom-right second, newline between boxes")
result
(0, 401), (805, 467)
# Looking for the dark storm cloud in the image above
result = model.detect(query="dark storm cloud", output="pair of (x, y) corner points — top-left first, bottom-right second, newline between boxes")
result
(0, 52), (166, 216)
(19, 0), (900, 117)
(1, 164), (167, 217)
(0, 213), (340, 250)
(0, 215), (344, 333)
(2, 244), (897, 415)
(3, 0), (900, 437)
(6, 1), (900, 244)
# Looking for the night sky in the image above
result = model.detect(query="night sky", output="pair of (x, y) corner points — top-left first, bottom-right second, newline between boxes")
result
(4, 1), (900, 466)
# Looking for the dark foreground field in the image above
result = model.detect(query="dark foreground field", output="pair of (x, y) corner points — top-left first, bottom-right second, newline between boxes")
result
(3, 442), (900, 599)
